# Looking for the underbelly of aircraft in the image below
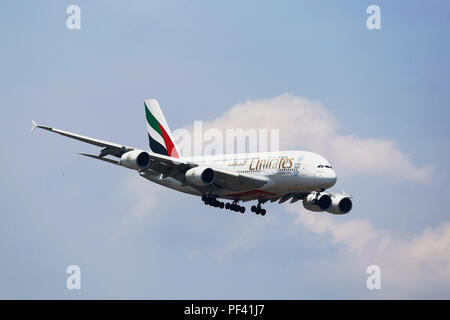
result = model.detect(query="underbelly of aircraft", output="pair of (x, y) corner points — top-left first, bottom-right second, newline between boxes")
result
(141, 171), (315, 201)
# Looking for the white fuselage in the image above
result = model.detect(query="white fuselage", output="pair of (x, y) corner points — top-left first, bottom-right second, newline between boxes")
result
(141, 151), (337, 201)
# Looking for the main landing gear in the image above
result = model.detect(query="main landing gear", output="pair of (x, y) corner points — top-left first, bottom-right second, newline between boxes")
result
(225, 201), (245, 213)
(202, 195), (245, 213)
(202, 195), (267, 216)
(250, 200), (266, 216)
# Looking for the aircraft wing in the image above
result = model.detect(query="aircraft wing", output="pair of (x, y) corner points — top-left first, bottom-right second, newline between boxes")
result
(32, 121), (268, 193)
(188, 168), (269, 193)
(32, 120), (134, 158)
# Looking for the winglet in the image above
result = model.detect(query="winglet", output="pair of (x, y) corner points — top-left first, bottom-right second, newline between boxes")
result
(31, 120), (37, 132)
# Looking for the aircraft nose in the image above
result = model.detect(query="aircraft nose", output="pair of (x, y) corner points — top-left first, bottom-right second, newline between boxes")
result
(323, 170), (337, 188)
(329, 170), (337, 186)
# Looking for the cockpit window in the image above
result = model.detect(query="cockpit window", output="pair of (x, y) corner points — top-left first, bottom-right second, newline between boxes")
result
(317, 164), (333, 169)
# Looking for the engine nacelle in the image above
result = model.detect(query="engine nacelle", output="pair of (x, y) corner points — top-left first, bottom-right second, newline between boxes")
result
(303, 192), (332, 212)
(326, 194), (352, 215)
(119, 150), (151, 170)
(185, 167), (216, 186)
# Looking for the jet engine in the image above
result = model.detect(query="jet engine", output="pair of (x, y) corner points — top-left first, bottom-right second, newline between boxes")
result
(119, 150), (151, 170)
(185, 167), (216, 186)
(326, 194), (353, 215)
(302, 192), (332, 212)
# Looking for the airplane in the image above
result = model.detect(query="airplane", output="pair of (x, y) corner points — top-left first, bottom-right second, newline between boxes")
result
(31, 99), (352, 216)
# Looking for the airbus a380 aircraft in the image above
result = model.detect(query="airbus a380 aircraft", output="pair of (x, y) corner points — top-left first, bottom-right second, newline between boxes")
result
(32, 99), (352, 216)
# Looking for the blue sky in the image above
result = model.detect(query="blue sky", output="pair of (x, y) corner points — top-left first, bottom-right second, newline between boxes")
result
(0, 1), (449, 299)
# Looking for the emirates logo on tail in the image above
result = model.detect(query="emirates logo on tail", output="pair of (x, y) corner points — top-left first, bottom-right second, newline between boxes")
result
(144, 99), (180, 159)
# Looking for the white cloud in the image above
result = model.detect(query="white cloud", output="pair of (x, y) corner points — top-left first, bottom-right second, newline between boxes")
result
(191, 93), (432, 182)
(291, 208), (450, 298)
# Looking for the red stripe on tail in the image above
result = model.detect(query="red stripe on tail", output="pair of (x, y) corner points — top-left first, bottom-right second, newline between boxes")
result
(158, 123), (179, 158)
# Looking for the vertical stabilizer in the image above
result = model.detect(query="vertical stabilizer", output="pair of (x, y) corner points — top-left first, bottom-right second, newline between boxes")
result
(144, 99), (180, 158)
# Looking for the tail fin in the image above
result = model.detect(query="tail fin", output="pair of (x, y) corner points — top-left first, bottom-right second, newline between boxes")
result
(144, 99), (181, 159)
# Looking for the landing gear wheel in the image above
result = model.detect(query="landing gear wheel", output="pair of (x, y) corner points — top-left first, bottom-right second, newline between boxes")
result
(222, 201), (246, 214)
(219, 202), (224, 209)
(252, 200), (267, 216)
